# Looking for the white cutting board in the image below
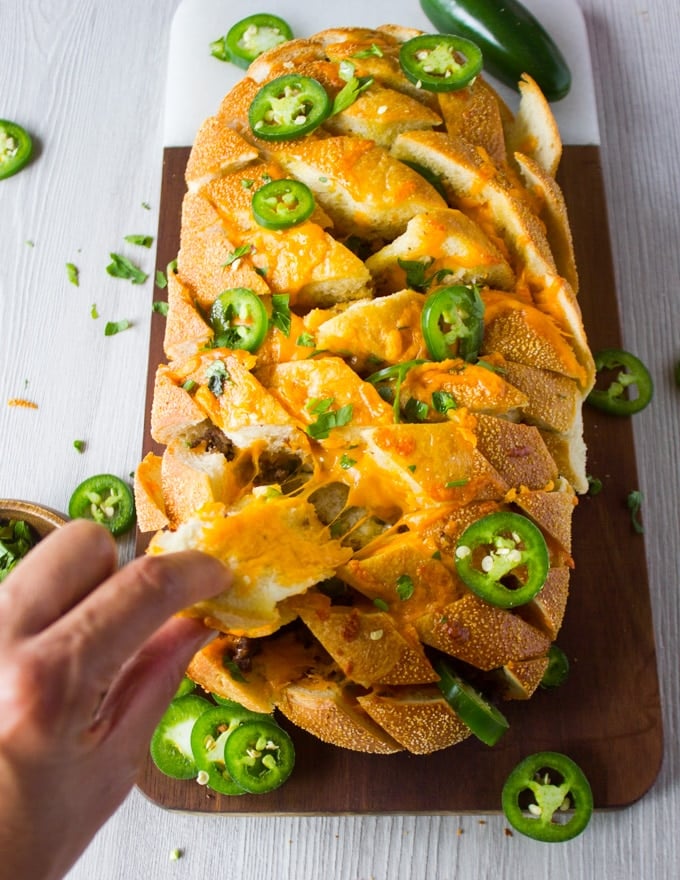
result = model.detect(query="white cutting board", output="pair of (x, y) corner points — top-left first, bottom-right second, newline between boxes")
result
(164, 0), (600, 147)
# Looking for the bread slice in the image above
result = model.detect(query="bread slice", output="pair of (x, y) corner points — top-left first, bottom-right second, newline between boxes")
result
(415, 593), (551, 671)
(148, 498), (352, 637)
(276, 674), (403, 754)
(357, 686), (472, 753)
(365, 208), (515, 295)
(271, 135), (447, 239)
(295, 592), (438, 688)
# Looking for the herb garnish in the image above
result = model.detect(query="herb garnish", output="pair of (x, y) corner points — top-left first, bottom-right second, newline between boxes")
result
(104, 319), (132, 336)
(396, 574), (415, 601)
(124, 234), (153, 248)
(306, 398), (353, 440)
(269, 294), (292, 337)
(0, 519), (37, 583)
(106, 253), (148, 284)
(66, 262), (79, 286)
(332, 62), (374, 115)
(626, 490), (644, 534)
(205, 359), (230, 396)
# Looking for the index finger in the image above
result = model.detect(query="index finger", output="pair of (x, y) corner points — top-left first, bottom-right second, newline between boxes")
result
(0, 519), (118, 642)
(41, 550), (231, 701)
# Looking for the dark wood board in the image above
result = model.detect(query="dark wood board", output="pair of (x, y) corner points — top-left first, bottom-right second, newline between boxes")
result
(137, 145), (663, 814)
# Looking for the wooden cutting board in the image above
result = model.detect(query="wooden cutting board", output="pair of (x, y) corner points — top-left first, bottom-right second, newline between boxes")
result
(137, 0), (663, 814)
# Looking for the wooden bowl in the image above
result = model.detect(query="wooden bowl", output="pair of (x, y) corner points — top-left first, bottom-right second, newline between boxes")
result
(0, 499), (68, 538)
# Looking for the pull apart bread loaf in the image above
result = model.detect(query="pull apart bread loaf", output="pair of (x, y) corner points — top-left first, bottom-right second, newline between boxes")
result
(135, 25), (595, 755)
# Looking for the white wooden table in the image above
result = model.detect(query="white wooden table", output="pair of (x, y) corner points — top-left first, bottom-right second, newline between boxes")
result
(1, 1), (679, 877)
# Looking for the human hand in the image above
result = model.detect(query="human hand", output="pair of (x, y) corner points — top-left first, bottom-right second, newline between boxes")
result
(0, 519), (231, 880)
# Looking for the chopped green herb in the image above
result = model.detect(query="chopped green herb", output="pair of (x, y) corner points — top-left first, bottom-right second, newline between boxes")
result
(340, 453), (357, 469)
(25, 239), (34, 248)
(398, 257), (434, 292)
(141, 201), (151, 210)
(169, 849), (182, 862)
(0, 519), (38, 583)
(205, 359), (230, 397)
(373, 598), (390, 612)
(124, 234), (153, 248)
(241, 178), (255, 189)
(353, 43), (384, 59)
(306, 398), (353, 440)
(268, 294), (292, 337)
(155, 270), (168, 289)
(104, 319), (132, 336)
(319, 175), (328, 183)
(90, 303), (99, 319)
(587, 475), (603, 496)
(332, 62), (374, 114)
(626, 490), (644, 534)
(66, 262), (79, 286)
(255, 265), (268, 277)
(445, 478), (469, 488)
(73, 439), (86, 453)
(223, 658), (247, 682)
(106, 253), (148, 284)
(404, 397), (429, 422)
(432, 550), (442, 560)
(223, 244), (252, 266)
(432, 390), (457, 414)
(182, 379), (198, 393)
(407, 464), (417, 472)
(152, 301), (169, 316)
(396, 574), (415, 601)
(296, 332), (315, 348)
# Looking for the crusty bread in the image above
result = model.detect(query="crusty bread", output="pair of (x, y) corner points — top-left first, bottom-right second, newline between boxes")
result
(135, 23), (593, 756)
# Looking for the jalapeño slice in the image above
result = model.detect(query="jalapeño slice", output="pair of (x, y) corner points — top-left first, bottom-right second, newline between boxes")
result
(399, 34), (483, 92)
(502, 751), (593, 842)
(212, 14), (294, 69)
(421, 285), (484, 362)
(454, 511), (549, 609)
(0, 119), (33, 180)
(586, 348), (653, 415)
(223, 718), (295, 794)
(190, 703), (258, 795)
(68, 474), (136, 536)
(434, 658), (509, 746)
(248, 74), (331, 141)
(209, 288), (268, 352)
(252, 179), (315, 230)
(150, 694), (212, 780)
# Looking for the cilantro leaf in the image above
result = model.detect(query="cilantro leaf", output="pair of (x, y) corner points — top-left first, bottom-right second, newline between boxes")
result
(124, 234), (153, 248)
(332, 63), (374, 115)
(396, 574), (414, 601)
(106, 253), (148, 285)
(66, 262), (79, 286)
(306, 399), (353, 440)
(269, 294), (291, 337)
(205, 359), (230, 397)
(222, 244), (252, 267)
(104, 319), (132, 336)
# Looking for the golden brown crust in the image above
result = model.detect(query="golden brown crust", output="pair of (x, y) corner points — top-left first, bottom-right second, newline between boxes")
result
(276, 676), (403, 753)
(415, 592), (551, 671)
(358, 686), (472, 753)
